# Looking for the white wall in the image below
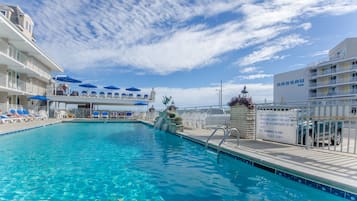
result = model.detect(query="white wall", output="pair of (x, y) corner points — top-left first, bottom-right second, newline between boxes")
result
(274, 68), (309, 103)
(329, 38), (357, 60)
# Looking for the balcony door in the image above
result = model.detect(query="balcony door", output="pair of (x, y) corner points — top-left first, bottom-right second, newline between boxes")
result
(352, 85), (357, 94)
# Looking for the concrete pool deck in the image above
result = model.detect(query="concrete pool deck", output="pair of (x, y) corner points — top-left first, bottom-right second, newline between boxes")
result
(0, 119), (62, 135)
(179, 128), (357, 195)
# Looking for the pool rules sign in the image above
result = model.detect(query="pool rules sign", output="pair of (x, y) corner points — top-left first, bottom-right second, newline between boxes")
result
(256, 109), (298, 144)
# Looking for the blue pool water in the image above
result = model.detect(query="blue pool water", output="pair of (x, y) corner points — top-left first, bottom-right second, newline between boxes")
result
(0, 123), (347, 200)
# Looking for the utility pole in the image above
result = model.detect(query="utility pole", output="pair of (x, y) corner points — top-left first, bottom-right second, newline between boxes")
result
(220, 80), (223, 109)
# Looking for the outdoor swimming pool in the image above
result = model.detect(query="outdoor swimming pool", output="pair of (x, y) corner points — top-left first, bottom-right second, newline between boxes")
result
(0, 123), (347, 200)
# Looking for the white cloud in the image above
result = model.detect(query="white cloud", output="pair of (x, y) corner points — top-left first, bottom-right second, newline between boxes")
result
(239, 66), (259, 73)
(15, 0), (357, 74)
(238, 34), (307, 66)
(149, 83), (273, 108)
(300, 23), (312, 31)
(238, 73), (273, 80)
(311, 49), (329, 57)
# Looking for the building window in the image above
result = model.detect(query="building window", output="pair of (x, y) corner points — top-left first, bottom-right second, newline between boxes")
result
(328, 87), (336, 95)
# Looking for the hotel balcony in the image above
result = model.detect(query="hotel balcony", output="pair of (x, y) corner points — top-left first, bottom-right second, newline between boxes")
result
(0, 45), (51, 82)
(309, 78), (357, 89)
(310, 90), (357, 99)
(0, 73), (35, 95)
(310, 64), (357, 79)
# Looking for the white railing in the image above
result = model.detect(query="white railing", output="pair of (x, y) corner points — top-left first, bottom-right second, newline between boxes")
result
(0, 42), (51, 80)
(178, 107), (230, 129)
(256, 98), (357, 154)
(0, 75), (27, 92)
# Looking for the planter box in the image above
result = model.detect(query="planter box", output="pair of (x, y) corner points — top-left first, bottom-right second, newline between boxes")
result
(230, 105), (255, 139)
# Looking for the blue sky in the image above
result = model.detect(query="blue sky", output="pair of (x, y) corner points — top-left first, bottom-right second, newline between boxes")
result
(3, 0), (357, 107)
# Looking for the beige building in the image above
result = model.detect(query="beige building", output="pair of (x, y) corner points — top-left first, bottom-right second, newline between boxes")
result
(0, 4), (63, 112)
(274, 38), (357, 103)
(309, 38), (357, 99)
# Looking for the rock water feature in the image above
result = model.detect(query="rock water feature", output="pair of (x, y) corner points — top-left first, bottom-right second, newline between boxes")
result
(154, 96), (183, 133)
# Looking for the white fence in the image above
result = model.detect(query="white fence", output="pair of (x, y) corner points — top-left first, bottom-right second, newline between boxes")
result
(177, 107), (230, 129)
(256, 98), (357, 154)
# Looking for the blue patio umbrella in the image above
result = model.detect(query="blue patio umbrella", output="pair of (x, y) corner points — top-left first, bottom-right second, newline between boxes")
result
(28, 95), (49, 101)
(53, 75), (82, 83)
(79, 83), (97, 88)
(104, 85), (120, 90)
(126, 87), (141, 92)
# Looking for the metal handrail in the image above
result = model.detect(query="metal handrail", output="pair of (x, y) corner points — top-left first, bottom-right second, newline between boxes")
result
(205, 127), (226, 147)
(217, 127), (241, 158)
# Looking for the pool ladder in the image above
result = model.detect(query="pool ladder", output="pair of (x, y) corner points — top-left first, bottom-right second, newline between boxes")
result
(205, 127), (241, 153)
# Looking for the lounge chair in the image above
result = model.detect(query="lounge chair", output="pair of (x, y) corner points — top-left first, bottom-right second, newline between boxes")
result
(99, 92), (105, 98)
(38, 110), (48, 120)
(144, 94), (149, 99)
(114, 92), (120, 98)
(91, 91), (97, 97)
(8, 109), (23, 122)
(1, 115), (13, 124)
(121, 93), (127, 98)
(17, 109), (32, 122)
(128, 93), (133, 98)
(107, 92), (113, 98)
(137, 94), (142, 98)
(92, 111), (99, 118)
(23, 109), (35, 121)
(81, 91), (88, 96)
(71, 91), (79, 96)
(102, 111), (109, 118)
(126, 112), (133, 119)
(111, 111), (118, 118)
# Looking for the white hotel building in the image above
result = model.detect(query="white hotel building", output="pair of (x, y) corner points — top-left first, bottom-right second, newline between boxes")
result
(0, 4), (63, 112)
(274, 38), (357, 103)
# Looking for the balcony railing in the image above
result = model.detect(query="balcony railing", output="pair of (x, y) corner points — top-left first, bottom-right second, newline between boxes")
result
(0, 43), (51, 80)
(314, 90), (357, 97)
(46, 87), (153, 101)
(3, 78), (27, 92)
(311, 65), (357, 77)
(311, 79), (357, 88)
